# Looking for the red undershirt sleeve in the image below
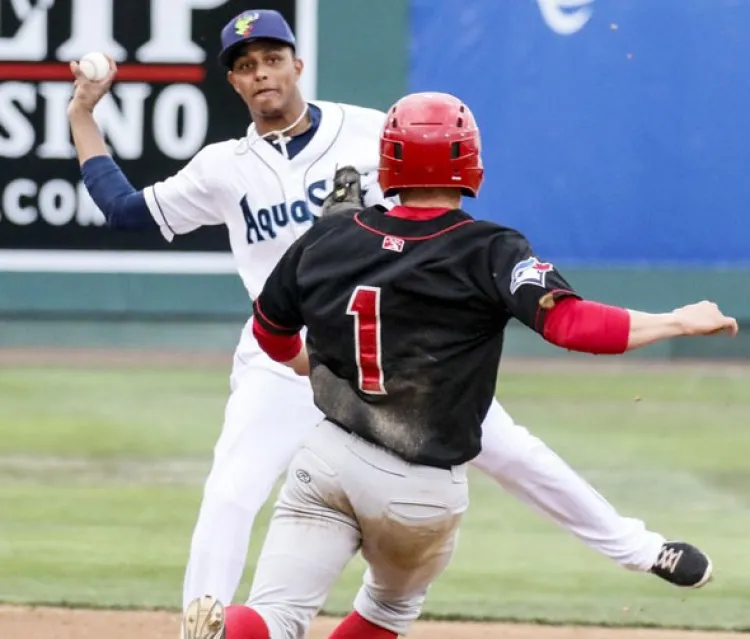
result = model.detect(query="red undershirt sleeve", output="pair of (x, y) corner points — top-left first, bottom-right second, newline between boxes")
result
(253, 300), (302, 362)
(251, 311), (302, 363)
(542, 297), (630, 355)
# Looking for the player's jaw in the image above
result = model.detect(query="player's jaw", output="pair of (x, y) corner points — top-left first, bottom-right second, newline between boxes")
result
(251, 86), (284, 115)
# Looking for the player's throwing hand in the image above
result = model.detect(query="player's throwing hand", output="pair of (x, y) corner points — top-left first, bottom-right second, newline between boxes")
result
(67, 55), (118, 115)
(673, 301), (739, 337)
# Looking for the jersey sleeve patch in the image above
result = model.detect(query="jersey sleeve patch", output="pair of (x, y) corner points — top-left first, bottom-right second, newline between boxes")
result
(509, 257), (555, 295)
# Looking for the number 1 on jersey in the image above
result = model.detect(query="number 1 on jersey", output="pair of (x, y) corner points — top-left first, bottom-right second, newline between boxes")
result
(347, 286), (387, 395)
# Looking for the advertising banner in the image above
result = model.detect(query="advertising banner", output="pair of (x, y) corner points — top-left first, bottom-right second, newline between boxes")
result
(0, 0), (297, 269)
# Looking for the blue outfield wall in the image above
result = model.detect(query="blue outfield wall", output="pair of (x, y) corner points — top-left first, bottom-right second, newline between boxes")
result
(408, 0), (750, 267)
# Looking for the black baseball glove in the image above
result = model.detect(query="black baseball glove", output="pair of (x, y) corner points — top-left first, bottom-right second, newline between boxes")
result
(319, 165), (365, 217)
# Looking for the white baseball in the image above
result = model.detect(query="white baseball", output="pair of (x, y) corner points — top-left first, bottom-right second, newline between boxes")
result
(78, 52), (110, 82)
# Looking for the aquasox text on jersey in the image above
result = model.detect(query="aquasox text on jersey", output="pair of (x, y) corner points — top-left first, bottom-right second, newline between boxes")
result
(240, 179), (328, 244)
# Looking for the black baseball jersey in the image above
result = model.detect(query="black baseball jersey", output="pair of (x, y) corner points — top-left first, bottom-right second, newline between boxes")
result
(254, 206), (580, 468)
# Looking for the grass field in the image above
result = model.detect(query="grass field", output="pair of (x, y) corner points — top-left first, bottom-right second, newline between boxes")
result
(0, 358), (749, 633)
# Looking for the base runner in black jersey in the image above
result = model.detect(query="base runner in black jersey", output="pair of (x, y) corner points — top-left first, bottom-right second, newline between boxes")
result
(182, 92), (738, 639)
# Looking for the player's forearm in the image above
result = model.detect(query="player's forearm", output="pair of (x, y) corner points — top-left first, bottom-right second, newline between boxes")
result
(68, 104), (110, 165)
(543, 298), (689, 354)
(625, 309), (684, 350)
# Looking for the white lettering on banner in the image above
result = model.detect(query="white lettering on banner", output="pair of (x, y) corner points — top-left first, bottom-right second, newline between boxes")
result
(38, 179), (77, 226)
(0, 82), (36, 157)
(3, 179), (36, 225)
(8, 0), (55, 21)
(1, 178), (106, 227)
(0, 0), (234, 245)
(37, 82), (76, 159)
(137, 0), (227, 63)
(76, 181), (106, 226)
(56, 0), (126, 61)
(0, 0), (50, 60)
(0, 0), (218, 166)
(93, 84), (153, 160)
(0, 82), (208, 161)
(0, 0), (229, 62)
(152, 84), (209, 159)
(537, 0), (594, 36)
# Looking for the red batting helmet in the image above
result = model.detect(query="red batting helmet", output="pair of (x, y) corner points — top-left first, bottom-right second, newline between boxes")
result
(378, 92), (484, 198)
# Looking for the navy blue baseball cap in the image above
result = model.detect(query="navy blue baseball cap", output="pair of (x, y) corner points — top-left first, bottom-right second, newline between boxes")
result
(218, 9), (296, 68)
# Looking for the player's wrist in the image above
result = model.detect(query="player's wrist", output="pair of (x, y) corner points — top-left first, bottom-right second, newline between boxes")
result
(284, 346), (310, 376)
(67, 99), (95, 119)
(662, 311), (689, 337)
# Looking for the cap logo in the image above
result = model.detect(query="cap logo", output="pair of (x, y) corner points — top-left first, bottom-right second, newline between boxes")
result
(234, 11), (260, 37)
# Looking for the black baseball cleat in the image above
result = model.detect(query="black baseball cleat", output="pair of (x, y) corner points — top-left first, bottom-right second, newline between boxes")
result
(319, 165), (364, 217)
(649, 541), (713, 588)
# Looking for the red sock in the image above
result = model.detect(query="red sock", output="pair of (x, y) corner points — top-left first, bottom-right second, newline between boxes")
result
(224, 605), (269, 639)
(328, 611), (397, 639)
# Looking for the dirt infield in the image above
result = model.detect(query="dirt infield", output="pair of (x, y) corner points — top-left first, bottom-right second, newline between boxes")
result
(1, 606), (745, 639)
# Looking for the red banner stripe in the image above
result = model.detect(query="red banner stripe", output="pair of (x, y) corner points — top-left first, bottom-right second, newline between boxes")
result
(0, 63), (205, 83)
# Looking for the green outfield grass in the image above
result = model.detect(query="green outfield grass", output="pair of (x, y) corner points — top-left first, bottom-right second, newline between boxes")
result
(0, 363), (748, 630)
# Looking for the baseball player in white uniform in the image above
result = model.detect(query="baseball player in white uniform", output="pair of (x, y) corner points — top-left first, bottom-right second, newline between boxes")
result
(66, 7), (712, 619)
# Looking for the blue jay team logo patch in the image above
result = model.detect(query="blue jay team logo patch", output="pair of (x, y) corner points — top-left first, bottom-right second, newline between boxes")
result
(510, 257), (554, 294)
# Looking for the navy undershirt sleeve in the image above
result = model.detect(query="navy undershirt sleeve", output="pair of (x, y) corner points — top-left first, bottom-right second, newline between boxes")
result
(80, 155), (156, 231)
